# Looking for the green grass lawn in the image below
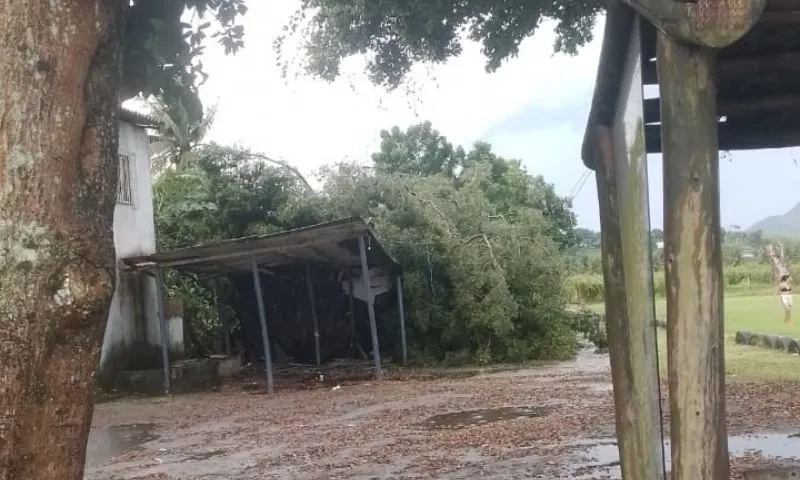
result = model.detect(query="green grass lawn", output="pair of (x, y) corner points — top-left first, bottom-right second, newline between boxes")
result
(590, 294), (800, 382)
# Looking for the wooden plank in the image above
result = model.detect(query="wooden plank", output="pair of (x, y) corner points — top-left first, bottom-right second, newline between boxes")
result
(644, 50), (800, 86)
(644, 93), (800, 125)
(657, 31), (729, 480)
(607, 15), (666, 480)
(644, 123), (800, 153)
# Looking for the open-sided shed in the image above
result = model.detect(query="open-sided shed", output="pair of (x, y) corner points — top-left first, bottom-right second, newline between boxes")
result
(582, 1), (796, 478)
(124, 217), (407, 394)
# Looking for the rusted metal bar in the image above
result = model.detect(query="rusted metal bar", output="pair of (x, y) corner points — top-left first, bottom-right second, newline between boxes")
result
(657, 32), (728, 480)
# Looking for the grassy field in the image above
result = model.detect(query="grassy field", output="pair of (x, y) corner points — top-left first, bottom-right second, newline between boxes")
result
(590, 294), (800, 382)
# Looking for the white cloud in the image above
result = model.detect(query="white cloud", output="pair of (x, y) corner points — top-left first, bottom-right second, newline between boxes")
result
(198, 1), (605, 180)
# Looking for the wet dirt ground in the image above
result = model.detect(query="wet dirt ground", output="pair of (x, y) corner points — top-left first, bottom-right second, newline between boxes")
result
(85, 349), (800, 479)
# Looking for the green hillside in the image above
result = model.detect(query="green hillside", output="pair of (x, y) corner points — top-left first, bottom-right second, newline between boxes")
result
(749, 201), (800, 238)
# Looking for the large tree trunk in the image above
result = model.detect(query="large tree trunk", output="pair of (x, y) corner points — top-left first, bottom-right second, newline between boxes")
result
(0, 1), (124, 479)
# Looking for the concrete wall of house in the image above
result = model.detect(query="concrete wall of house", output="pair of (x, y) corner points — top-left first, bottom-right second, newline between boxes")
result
(99, 121), (162, 374)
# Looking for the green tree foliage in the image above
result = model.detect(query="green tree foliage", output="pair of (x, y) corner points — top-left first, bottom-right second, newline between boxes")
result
(149, 93), (218, 173)
(285, 161), (574, 363)
(156, 125), (580, 363)
(154, 144), (311, 249)
(153, 144), (311, 355)
(123, 0), (247, 100)
(372, 121), (465, 177)
(370, 123), (577, 250)
(278, 0), (603, 89)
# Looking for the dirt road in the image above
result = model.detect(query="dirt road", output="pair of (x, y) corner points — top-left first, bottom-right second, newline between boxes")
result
(85, 349), (800, 479)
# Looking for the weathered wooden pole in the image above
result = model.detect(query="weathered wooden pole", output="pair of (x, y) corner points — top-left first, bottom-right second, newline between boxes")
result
(657, 33), (728, 480)
(591, 14), (666, 480)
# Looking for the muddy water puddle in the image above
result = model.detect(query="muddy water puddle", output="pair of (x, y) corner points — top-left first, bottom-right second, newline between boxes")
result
(569, 432), (800, 479)
(425, 406), (553, 430)
(85, 423), (159, 466)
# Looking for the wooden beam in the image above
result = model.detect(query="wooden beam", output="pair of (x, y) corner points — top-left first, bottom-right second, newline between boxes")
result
(645, 50), (800, 86)
(757, 11), (800, 26)
(645, 123), (800, 153)
(644, 93), (800, 124)
(657, 31), (728, 480)
(623, 0), (766, 48)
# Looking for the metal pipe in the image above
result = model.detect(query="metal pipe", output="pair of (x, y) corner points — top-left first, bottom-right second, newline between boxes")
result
(154, 267), (171, 393)
(305, 264), (321, 366)
(395, 276), (408, 365)
(358, 236), (383, 379)
(251, 258), (275, 393)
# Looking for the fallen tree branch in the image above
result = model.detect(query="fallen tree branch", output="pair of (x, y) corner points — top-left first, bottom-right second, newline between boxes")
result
(465, 233), (502, 273)
(765, 243), (789, 280)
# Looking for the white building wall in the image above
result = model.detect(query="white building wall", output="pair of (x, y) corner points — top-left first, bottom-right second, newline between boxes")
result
(99, 121), (160, 373)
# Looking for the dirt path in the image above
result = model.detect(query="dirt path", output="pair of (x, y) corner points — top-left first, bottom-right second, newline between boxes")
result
(85, 350), (800, 479)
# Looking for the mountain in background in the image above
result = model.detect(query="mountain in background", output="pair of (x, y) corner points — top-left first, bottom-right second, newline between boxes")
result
(749, 201), (800, 238)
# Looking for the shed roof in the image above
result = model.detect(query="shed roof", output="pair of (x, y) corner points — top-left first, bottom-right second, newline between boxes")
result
(123, 217), (401, 277)
(582, 0), (800, 169)
(120, 107), (158, 128)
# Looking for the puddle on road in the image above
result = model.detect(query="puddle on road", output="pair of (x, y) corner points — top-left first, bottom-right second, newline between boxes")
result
(569, 432), (800, 478)
(85, 423), (159, 466)
(425, 406), (553, 430)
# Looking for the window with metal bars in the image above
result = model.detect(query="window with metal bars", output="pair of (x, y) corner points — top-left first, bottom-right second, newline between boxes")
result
(117, 154), (133, 205)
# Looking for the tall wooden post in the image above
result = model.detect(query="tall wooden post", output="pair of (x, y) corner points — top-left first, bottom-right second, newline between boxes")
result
(657, 33), (728, 480)
(592, 15), (665, 479)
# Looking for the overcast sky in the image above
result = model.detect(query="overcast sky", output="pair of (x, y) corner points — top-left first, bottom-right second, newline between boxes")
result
(193, 1), (800, 231)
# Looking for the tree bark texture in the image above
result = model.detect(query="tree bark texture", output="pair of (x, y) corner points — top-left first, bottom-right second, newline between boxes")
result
(0, 1), (123, 479)
(657, 33), (729, 480)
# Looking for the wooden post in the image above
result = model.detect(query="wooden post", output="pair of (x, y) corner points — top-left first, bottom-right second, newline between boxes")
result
(358, 235), (383, 380)
(658, 32), (728, 480)
(251, 259), (275, 393)
(154, 267), (171, 393)
(592, 14), (665, 480)
(395, 275), (408, 365)
(305, 264), (321, 366)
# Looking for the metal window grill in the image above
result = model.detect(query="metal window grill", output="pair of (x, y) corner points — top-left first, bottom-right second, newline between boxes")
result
(117, 154), (133, 205)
